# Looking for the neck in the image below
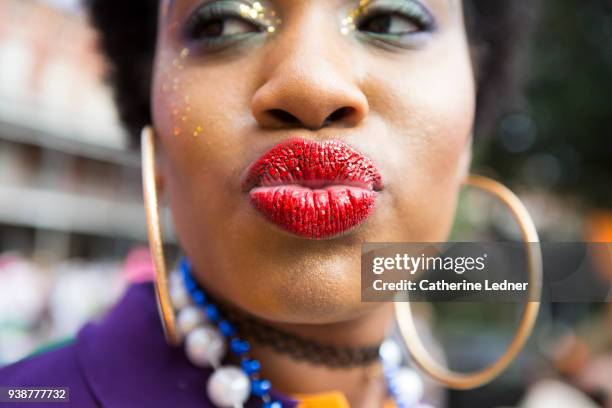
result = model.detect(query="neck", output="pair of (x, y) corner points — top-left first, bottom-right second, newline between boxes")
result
(187, 264), (396, 407)
(244, 303), (396, 407)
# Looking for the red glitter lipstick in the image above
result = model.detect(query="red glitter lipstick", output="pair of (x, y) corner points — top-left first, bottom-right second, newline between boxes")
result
(242, 139), (383, 239)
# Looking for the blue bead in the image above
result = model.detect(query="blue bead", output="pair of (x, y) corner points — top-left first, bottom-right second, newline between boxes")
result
(179, 257), (192, 275)
(180, 265), (189, 280)
(185, 278), (197, 292)
(240, 359), (260, 375)
(218, 320), (235, 337)
(230, 338), (250, 355)
(180, 263), (191, 281)
(251, 379), (271, 396)
(192, 290), (206, 305)
(263, 401), (282, 408)
(179, 258), (193, 282)
(205, 304), (219, 322)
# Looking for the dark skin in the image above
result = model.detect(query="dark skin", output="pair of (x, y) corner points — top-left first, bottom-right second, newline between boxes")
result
(152, 0), (474, 405)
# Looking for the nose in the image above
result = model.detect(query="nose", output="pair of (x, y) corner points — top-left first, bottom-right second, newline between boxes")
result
(251, 17), (369, 131)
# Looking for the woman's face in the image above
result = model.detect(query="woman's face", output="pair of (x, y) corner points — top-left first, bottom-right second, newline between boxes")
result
(152, 0), (475, 323)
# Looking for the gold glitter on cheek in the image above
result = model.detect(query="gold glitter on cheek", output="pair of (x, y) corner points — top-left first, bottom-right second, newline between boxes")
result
(193, 125), (204, 137)
(159, 46), (199, 139)
(160, 47), (207, 140)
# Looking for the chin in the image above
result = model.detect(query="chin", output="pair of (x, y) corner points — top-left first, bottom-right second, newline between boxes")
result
(247, 282), (376, 326)
(232, 247), (373, 325)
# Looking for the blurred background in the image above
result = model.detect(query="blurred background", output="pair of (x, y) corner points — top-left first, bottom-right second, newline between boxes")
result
(0, 0), (610, 407)
(0, 0), (144, 363)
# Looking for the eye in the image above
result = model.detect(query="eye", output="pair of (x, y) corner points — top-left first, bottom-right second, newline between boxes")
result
(187, 16), (260, 40)
(182, 1), (267, 52)
(351, 0), (436, 49)
(358, 13), (420, 36)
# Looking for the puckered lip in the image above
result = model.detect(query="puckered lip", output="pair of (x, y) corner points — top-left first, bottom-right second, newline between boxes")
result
(240, 138), (384, 193)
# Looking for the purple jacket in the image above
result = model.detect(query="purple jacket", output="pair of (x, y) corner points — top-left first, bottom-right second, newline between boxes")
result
(0, 283), (298, 407)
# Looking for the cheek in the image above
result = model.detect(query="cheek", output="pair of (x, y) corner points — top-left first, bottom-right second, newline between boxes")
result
(363, 42), (475, 241)
(151, 50), (255, 215)
(152, 52), (247, 151)
(150, 51), (250, 273)
(152, 65), (236, 237)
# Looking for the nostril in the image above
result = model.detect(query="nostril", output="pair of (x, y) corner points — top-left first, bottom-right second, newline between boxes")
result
(262, 106), (360, 129)
(268, 109), (300, 125)
(323, 107), (356, 126)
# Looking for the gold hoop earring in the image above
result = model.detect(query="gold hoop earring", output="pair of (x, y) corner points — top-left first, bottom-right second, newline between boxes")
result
(141, 126), (180, 346)
(394, 174), (543, 390)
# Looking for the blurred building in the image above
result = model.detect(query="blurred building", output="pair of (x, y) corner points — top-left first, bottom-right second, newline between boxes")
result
(0, 0), (147, 256)
(0, 0), (148, 365)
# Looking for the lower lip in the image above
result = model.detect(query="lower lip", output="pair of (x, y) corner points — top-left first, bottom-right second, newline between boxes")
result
(249, 184), (377, 239)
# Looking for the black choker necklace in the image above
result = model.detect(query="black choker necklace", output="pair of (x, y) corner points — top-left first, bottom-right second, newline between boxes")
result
(207, 291), (383, 368)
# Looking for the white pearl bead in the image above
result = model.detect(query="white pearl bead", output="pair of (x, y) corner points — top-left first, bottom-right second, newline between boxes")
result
(169, 283), (191, 309)
(169, 272), (183, 291)
(177, 305), (206, 336)
(379, 339), (403, 368)
(393, 368), (424, 404)
(207, 366), (251, 407)
(185, 325), (226, 368)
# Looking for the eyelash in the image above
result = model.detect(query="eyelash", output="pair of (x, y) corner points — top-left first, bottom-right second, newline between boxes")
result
(183, 1), (266, 52)
(357, 2), (435, 34)
(181, 0), (435, 54)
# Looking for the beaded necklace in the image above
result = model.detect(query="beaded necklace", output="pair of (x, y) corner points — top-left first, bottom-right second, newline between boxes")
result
(169, 257), (429, 408)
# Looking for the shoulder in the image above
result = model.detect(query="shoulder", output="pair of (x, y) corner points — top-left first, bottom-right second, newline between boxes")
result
(0, 283), (296, 408)
(0, 283), (159, 408)
(0, 283), (217, 408)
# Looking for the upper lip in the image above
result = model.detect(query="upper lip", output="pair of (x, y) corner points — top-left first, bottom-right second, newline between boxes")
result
(241, 138), (384, 193)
